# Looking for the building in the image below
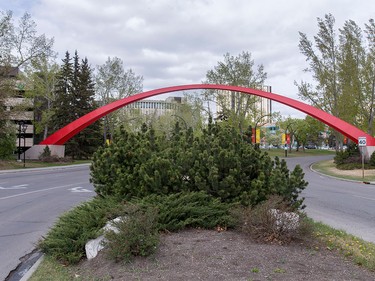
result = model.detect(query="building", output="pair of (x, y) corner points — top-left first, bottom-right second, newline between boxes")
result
(121, 96), (187, 118)
(0, 67), (34, 156)
(215, 85), (272, 123)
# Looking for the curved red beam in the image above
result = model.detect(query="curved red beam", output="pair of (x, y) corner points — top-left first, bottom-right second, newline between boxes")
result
(40, 84), (375, 146)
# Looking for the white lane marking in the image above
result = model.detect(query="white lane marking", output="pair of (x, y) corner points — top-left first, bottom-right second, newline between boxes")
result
(0, 182), (88, 200)
(0, 184), (29, 190)
(353, 195), (375, 201)
(69, 187), (92, 193)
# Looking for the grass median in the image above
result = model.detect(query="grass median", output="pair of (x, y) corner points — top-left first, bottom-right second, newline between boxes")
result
(312, 159), (375, 182)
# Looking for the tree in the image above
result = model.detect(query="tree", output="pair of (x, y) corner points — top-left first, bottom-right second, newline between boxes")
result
(24, 56), (59, 141)
(296, 14), (375, 145)
(0, 11), (54, 70)
(204, 51), (267, 132)
(280, 116), (325, 151)
(362, 19), (375, 135)
(95, 57), (143, 142)
(0, 10), (55, 155)
(52, 51), (74, 131)
(70, 56), (102, 158)
(52, 51), (102, 159)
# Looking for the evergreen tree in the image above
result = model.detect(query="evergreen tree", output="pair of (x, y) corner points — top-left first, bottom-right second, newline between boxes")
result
(53, 51), (102, 159)
(53, 51), (74, 131)
(70, 56), (102, 158)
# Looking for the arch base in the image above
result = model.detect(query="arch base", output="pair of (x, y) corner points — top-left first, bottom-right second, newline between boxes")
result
(24, 145), (65, 160)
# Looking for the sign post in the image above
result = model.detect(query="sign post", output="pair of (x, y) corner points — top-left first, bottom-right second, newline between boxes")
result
(358, 137), (367, 180)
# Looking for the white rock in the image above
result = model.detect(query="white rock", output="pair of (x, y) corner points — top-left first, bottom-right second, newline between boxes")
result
(85, 235), (106, 260)
(85, 217), (124, 260)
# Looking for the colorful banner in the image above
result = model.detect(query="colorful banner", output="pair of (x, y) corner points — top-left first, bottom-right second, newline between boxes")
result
(252, 128), (261, 143)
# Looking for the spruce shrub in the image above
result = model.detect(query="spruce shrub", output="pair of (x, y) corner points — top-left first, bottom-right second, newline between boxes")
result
(90, 120), (307, 209)
(334, 142), (360, 166)
(370, 151), (375, 167)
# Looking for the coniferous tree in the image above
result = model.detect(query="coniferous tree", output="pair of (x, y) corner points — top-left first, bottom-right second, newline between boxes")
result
(53, 51), (102, 159)
(53, 51), (74, 131)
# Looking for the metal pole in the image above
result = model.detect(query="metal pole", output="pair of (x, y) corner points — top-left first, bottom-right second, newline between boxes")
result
(23, 135), (26, 168)
(362, 147), (365, 180)
(17, 122), (22, 162)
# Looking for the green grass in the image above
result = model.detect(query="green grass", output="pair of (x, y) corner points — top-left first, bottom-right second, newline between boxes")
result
(28, 255), (111, 281)
(312, 159), (375, 182)
(313, 221), (375, 271)
(0, 159), (91, 170)
(262, 148), (335, 158)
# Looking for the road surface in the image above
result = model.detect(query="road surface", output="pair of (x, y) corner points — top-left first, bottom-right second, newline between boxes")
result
(285, 155), (375, 243)
(0, 165), (94, 281)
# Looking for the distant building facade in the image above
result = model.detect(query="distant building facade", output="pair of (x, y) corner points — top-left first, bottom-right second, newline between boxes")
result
(215, 85), (272, 123)
(122, 96), (187, 118)
(0, 67), (34, 152)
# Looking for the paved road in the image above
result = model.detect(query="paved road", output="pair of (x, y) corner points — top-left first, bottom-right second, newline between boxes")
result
(285, 155), (375, 243)
(0, 165), (94, 281)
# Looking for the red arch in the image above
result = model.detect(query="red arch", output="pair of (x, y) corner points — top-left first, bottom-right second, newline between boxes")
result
(40, 84), (375, 146)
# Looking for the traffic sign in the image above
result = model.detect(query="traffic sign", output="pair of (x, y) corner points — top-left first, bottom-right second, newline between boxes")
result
(358, 137), (367, 147)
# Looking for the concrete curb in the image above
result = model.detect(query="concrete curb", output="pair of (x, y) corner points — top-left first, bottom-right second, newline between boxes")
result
(0, 163), (90, 174)
(19, 255), (44, 281)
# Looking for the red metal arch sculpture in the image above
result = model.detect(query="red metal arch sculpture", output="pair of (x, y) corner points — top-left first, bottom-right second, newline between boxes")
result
(40, 84), (375, 146)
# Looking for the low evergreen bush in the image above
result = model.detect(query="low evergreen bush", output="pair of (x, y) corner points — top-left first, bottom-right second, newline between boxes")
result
(370, 151), (375, 167)
(38, 196), (121, 264)
(334, 143), (360, 166)
(133, 191), (234, 231)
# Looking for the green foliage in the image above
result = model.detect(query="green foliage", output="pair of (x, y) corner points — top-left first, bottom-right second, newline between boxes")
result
(38, 196), (120, 264)
(91, 120), (307, 209)
(39, 145), (51, 158)
(52, 51), (102, 159)
(105, 204), (159, 262)
(0, 131), (16, 159)
(204, 51), (267, 131)
(133, 191), (234, 231)
(370, 151), (375, 167)
(334, 143), (360, 166)
(297, 15), (375, 135)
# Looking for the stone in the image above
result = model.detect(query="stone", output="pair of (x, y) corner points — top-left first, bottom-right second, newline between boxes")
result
(85, 217), (124, 260)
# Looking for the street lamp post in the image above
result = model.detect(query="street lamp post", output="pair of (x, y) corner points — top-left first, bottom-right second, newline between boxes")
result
(17, 121), (24, 162)
(17, 121), (28, 167)
(22, 122), (28, 168)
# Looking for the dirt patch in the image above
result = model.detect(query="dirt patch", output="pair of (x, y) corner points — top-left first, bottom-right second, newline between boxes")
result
(73, 229), (375, 281)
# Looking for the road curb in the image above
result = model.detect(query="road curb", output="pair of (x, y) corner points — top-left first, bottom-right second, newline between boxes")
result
(19, 254), (44, 281)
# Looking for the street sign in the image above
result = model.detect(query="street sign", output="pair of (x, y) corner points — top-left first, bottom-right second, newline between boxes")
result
(358, 137), (367, 147)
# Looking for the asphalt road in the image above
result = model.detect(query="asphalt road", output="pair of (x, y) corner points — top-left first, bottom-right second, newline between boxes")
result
(0, 165), (95, 281)
(285, 155), (375, 243)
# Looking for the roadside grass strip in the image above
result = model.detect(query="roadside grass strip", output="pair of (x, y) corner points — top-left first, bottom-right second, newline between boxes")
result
(313, 221), (375, 271)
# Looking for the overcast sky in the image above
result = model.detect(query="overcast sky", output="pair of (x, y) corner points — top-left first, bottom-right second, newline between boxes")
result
(3, 0), (375, 118)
